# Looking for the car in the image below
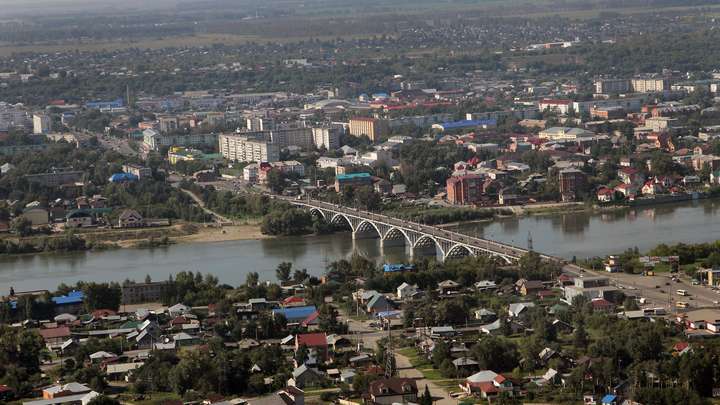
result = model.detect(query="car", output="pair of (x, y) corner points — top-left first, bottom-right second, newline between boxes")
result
(713, 300), (719, 305)
(691, 279), (700, 285)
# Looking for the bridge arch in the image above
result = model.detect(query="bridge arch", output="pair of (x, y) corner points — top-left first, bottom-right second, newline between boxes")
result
(445, 244), (472, 260)
(413, 235), (445, 258)
(309, 208), (327, 221)
(383, 227), (411, 245)
(330, 213), (353, 231)
(355, 220), (382, 239)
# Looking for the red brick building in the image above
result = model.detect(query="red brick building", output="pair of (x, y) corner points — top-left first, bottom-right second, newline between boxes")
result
(446, 174), (483, 205)
(558, 168), (586, 202)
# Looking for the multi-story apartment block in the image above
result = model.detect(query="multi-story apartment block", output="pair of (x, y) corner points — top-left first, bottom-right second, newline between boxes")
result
(348, 117), (388, 142)
(312, 126), (341, 150)
(218, 133), (280, 162)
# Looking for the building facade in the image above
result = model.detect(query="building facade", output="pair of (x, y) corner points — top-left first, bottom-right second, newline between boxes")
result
(349, 117), (387, 142)
(446, 174), (483, 205)
(218, 133), (280, 163)
(311, 126), (341, 150)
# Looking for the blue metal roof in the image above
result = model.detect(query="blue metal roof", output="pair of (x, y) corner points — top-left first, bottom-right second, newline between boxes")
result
(383, 263), (415, 273)
(109, 172), (139, 183)
(273, 305), (317, 321)
(601, 394), (617, 404)
(336, 172), (371, 181)
(52, 290), (84, 305)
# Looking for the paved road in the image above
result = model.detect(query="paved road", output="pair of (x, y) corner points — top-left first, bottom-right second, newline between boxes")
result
(563, 264), (720, 310)
(395, 352), (459, 405)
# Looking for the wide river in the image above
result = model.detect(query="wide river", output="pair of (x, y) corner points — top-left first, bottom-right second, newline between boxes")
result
(2, 199), (720, 291)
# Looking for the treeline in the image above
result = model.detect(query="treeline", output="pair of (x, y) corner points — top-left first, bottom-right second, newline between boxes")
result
(0, 232), (87, 255)
(648, 241), (720, 267)
(388, 206), (510, 225)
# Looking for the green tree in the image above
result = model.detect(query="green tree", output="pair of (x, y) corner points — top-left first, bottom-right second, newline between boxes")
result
(275, 262), (292, 283)
(10, 217), (32, 237)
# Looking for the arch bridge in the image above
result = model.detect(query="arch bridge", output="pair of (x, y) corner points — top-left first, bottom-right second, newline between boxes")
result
(287, 198), (560, 263)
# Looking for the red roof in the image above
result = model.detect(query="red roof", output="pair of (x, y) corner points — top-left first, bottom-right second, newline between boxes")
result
(301, 311), (320, 327)
(38, 326), (71, 340)
(478, 382), (499, 393)
(283, 296), (305, 305)
(591, 298), (613, 309)
(296, 332), (327, 347)
(673, 342), (689, 352)
(0, 384), (13, 393)
(92, 309), (116, 318)
(493, 374), (507, 384)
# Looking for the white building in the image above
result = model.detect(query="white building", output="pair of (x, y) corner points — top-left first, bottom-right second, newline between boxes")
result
(219, 133), (280, 163)
(312, 126), (341, 150)
(33, 113), (51, 134)
(142, 129), (218, 151)
(539, 127), (595, 141)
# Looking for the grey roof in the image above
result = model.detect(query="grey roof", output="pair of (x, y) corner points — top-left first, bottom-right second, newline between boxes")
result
(24, 392), (98, 405)
(452, 357), (479, 366)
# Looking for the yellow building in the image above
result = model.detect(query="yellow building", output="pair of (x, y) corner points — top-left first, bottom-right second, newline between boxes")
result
(349, 117), (387, 142)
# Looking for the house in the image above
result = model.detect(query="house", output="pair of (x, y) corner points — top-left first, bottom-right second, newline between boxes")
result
(326, 334), (352, 352)
(38, 326), (72, 347)
(396, 282), (418, 300)
(65, 210), (94, 228)
(42, 383), (92, 399)
(515, 279), (544, 296)
(461, 370), (514, 398)
(474, 280), (498, 292)
(453, 357), (480, 375)
(118, 209), (145, 228)
(173, 332), (200, 347)
(168, 303), (191, 317)
(295, 333), (328, 362)
(105, 362), (144, 382)
(437, 280), (461, 295)
(508, 302), (535, 318)
(247, 387), (305, 405)
(366, 293), (393, 313)
(591, 298), (615, 313)
(89, 351), (117, 363)
(366, 377), (418, 405)
(273, 305), (318, 325)
(474, 309), (497, 322)
(291, 364), (324, 389)
(596, 187), (614, 202)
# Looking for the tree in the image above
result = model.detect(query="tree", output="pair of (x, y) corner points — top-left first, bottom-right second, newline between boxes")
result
(87, 396), (121, 405)
(246, 272), (259, 287)
(83, 282), (121, 311)
(275, 262), (292, 283)
(573, 319), (588, 349)
(10, 217), (32, 237)
(419, 385), (433, 405)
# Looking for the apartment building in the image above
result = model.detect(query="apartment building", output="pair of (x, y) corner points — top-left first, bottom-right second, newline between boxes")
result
(218, 133), (280, 163)
(446, 174), (483, 205)
(348, 117), (388, 142)
(312, 126), (341, 150)
(121, 281), (170, 305)
(142, 129), (218, 151)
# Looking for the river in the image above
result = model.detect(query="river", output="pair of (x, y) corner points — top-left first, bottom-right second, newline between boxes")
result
(2, 199), (720, 291)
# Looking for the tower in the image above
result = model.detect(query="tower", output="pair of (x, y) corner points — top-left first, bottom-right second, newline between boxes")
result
(527, 231), (533, 251)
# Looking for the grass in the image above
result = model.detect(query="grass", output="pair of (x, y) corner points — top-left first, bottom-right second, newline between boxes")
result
(121, 392), (181, 405)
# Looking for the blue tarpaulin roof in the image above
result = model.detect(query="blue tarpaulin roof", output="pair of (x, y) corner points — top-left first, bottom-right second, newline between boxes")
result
(52, 290), (85, 305)
(383, 263), (415, 273)
(601, 394), (617, 404)
(273, 305), (317, 321)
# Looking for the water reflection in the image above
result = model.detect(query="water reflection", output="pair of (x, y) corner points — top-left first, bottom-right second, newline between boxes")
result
(2, 199), (720, 291)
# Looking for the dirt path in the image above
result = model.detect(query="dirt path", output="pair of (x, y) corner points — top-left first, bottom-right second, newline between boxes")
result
(394, 352), (459, 405)
(181, 188), (233, 224)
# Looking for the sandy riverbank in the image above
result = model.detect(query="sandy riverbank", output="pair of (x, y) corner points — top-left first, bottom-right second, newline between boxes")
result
(175, 224), (269, 243)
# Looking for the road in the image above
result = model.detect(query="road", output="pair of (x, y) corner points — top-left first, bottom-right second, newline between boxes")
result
(395, 352), (459, 405)
(563, 263), (720, 310)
